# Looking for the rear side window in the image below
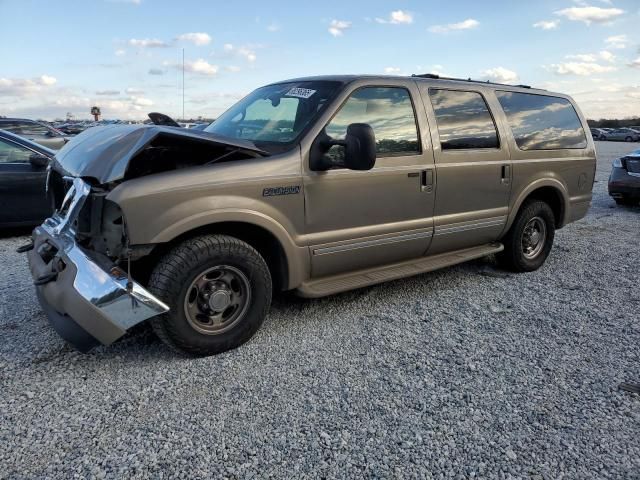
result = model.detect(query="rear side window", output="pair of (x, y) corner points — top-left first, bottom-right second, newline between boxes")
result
(429, 89), (499, 150)
(496, 91), (587, 150)
(20, 122), (50, 137)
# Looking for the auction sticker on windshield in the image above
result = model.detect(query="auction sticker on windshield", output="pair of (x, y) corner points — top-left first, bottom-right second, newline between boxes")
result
(285, 87), (316, 99)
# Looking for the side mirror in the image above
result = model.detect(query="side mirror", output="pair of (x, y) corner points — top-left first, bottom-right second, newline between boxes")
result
(310, 123), (376, 171)
(29, 152), (49, 168)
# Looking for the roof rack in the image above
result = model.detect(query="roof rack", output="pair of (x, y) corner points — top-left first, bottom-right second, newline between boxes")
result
(411, 73), (532, 89)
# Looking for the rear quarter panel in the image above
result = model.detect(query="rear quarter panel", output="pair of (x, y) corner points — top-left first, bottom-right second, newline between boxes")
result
(488, 90), (596, 230)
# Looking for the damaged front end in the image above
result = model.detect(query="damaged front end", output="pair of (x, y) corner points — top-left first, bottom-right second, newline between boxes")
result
(25, 176), (169, 352)
(24, 124), (268, 352)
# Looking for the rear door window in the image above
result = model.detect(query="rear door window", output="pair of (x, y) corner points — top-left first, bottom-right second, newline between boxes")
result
(495, 91), (587, 150)
(429, 89), (499, 150)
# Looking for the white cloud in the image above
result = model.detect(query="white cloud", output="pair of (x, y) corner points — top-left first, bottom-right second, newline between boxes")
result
(629, 57), (640, 68)
(0, 75), (57, 97)
(565, 51), (616, 63)
(598, 50), (615, 62)
(225, 65), (241, 73)
(128, 38), (170, 48)
(533, 20), (560, 30)
(183, 58), (219, 75)
(39, 75), (57, 86)
(125, 87), (144, 94)
(546, 62), (617, 75)
(555, 6), (624, 25)
(375, 10), (413, 25)
(605, 34), (628, 49)
(428, 18), (479, 34)
(384, 67), (402, 74)
(328, 19), (351, 37)
(114, 49), (126, 56)
(480, 67), (519, 84)
(176, 32), (212, 46)
(267, 23), (280, 32)
(222, 44), (257, 62)
(95, 90), (120, 95)
(131, 96), (153, 107)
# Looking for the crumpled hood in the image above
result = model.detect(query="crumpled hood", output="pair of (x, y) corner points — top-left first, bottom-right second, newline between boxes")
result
(52, 124), (266, 184)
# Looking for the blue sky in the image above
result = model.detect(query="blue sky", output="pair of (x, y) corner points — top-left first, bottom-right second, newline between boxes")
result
(1, 0), (639, 120)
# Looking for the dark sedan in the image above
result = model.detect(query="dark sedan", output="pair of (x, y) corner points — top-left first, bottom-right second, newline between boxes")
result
(0, 129), (54, 227)
(609, 148), (640, 206)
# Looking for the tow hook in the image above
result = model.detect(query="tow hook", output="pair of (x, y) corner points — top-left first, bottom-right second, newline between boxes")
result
(33, 257), (65, 286)
(16, 242), (34, 253)
(34, 271), (58, 286)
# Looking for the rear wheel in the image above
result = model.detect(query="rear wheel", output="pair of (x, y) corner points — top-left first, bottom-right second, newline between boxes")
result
(148, 235), (272, 356)
(498, 200), (556, 272)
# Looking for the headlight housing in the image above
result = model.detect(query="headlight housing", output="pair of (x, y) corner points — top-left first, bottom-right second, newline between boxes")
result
(613, 158), (623, 168)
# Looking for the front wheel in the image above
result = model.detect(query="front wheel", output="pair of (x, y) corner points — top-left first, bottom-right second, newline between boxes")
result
(498, 200), (556, 272)
(148, 235), (272, 356)
(625, 136), (633, 142)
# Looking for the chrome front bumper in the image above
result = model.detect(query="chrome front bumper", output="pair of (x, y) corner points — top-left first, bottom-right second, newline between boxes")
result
(26, 178), (169, 352)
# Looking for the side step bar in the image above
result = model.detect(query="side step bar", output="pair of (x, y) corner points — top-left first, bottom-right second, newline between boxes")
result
(297, 242), (504, 298)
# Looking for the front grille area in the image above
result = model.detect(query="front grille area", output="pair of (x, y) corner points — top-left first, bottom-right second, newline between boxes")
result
(625, 158), (640, 174)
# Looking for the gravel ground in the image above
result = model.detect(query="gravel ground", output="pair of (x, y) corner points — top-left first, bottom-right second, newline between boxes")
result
(1, 142), (639, 479)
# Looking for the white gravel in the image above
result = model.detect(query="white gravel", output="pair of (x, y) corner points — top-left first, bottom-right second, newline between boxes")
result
(1, 142), (639, 479)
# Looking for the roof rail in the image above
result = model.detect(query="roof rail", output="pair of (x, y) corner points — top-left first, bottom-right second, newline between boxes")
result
(411, 73), (532, 89)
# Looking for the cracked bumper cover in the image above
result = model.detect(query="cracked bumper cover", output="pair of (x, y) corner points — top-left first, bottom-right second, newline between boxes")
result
(27, 178), (169, 352)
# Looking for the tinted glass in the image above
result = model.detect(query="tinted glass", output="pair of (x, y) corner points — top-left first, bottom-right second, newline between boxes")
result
(20, 122), (50, 136)
(0, 139), (31, 163)
(326, 87), (419, 159)
(429, 89), (499, 150)
(496, 91), (587, 150)
(206, 81), (341, 151)
(0, 121), (23, 134)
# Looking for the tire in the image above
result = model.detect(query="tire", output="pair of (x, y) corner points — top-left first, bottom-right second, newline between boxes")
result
(498, 200), (556, 272)
(625, 136), (632, 142)
(147, 234), (272, 356)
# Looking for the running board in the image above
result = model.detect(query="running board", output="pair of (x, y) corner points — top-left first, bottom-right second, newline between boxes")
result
(297, 243), (504, 298)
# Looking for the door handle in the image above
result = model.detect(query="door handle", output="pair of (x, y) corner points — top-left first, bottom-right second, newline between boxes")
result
(501, 164), (511, 185)
(421, 169), (434, 193)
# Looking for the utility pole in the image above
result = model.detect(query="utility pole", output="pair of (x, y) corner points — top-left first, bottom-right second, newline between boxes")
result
(182, 48), (185, 121)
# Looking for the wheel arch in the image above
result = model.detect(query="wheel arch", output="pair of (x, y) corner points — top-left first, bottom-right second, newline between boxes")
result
(505, 180), (569, 233)
(138, 213), (307, 292)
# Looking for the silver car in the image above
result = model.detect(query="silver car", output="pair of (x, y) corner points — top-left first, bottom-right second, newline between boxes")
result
(606, 128), (640, 142)
(0, 118), (69, 150)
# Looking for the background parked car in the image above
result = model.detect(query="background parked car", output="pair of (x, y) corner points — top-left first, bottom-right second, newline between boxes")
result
(606, 128), (640, 142)
(609, 148), (640, 206)
(0, 118), (69, 150)
(0, 129), (53, 227)
(590, 128), (607, 140)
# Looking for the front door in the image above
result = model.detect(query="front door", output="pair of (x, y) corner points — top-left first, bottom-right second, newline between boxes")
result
(420, 86), (512, 254)
(302, 81), (436, 278)
(0, 138), (50, 226)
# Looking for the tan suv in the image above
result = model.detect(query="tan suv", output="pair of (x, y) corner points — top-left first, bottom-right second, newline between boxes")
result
(23, 74), (595, 356)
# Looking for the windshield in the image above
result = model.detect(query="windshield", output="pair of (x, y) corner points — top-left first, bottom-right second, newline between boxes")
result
(205, 81), (342, 151)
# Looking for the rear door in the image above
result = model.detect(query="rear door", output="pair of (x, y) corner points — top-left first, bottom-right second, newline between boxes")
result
(0, 138), (50, 225)
(419, 85), (512, 254)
